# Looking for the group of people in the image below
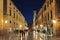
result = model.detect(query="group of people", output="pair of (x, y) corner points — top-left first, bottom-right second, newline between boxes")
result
(20, 30), (25, 36)
(14, 29), (28, 36)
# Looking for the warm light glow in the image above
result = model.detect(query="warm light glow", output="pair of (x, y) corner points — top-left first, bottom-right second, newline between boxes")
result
(19, 25), (22, 30)
(40, 24), (43, 28)
(19, 25), (22, 28)
(52, 20), (56, 24)
(5, 20), (8, 24)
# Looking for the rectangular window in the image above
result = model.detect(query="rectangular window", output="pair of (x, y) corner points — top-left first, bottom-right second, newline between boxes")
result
(10, 21), (11, 23)
(51, 0), (53, 2)
(47, 1), (49, 7)
(16, 10), (18, 12)
(50, 11), (52, 19)
(42, 12), (43, 22)
(14, 7), (15, 9)
(14, 13), (15, 18)
(48, 13), (49, 21)
(56, 0), (60, 9)
(13, 7), (15, 18)
(50, 0), (51, 4)
(3, 0), (7, 15)
(10, 9), (11, 16)
(10, 2), (11, 5)
(14, 22), (15, 24)
(45, 16), (47, 21)
(50, 0), (53, 4)
(56, 0), (60, 18)
(44, 5), (46, 11)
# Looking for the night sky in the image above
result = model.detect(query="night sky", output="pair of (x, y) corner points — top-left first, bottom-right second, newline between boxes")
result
(13, 0), (45, 24)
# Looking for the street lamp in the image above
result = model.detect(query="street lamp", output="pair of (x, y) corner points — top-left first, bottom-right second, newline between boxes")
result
(40, 24), (43, 29)
(19, 25), (22, 28)
(5, 20), (8, 24)
(19, 25), (22, 27)
(52, 20), (56, 24)
(19, 25), (22, 30)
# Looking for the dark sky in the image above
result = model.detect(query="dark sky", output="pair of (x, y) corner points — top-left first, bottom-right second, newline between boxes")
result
(13, 0), (45, 24)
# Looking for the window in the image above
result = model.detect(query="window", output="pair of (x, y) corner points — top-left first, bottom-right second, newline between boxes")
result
(50, 10), (52, 19)
(48, 13), (49, 21)
(10, 9), (11, 16)
(42, 12), (43, 22)
(14, 22), (15, 27)
(9, 7), (11, 16)
(14, 7), (15, 10)
(13, 7), (15, 18)
(14, 13), (15, 18)
(10, 21), (11, 23)
(20, 14), (21, 16)
(16, 15), (18, 20)
(56, 0), (60, 18)
(47, 1), (49, 7)
(44, 5), (46, 11)
(3, 0), (7, 15)
(51, 0), (53, 2)
(10, 2), (11, 5)
(56, 0), (60, 9)
(45, 16), (46, 21)
(50, 0), (51, 4)
(50, 0), (53, 4)
(14, 22), (15, 24)
(16, 10), (18, 12)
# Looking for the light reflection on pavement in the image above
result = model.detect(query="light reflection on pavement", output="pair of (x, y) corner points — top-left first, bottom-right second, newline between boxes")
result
(0, 31), (60, 40)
